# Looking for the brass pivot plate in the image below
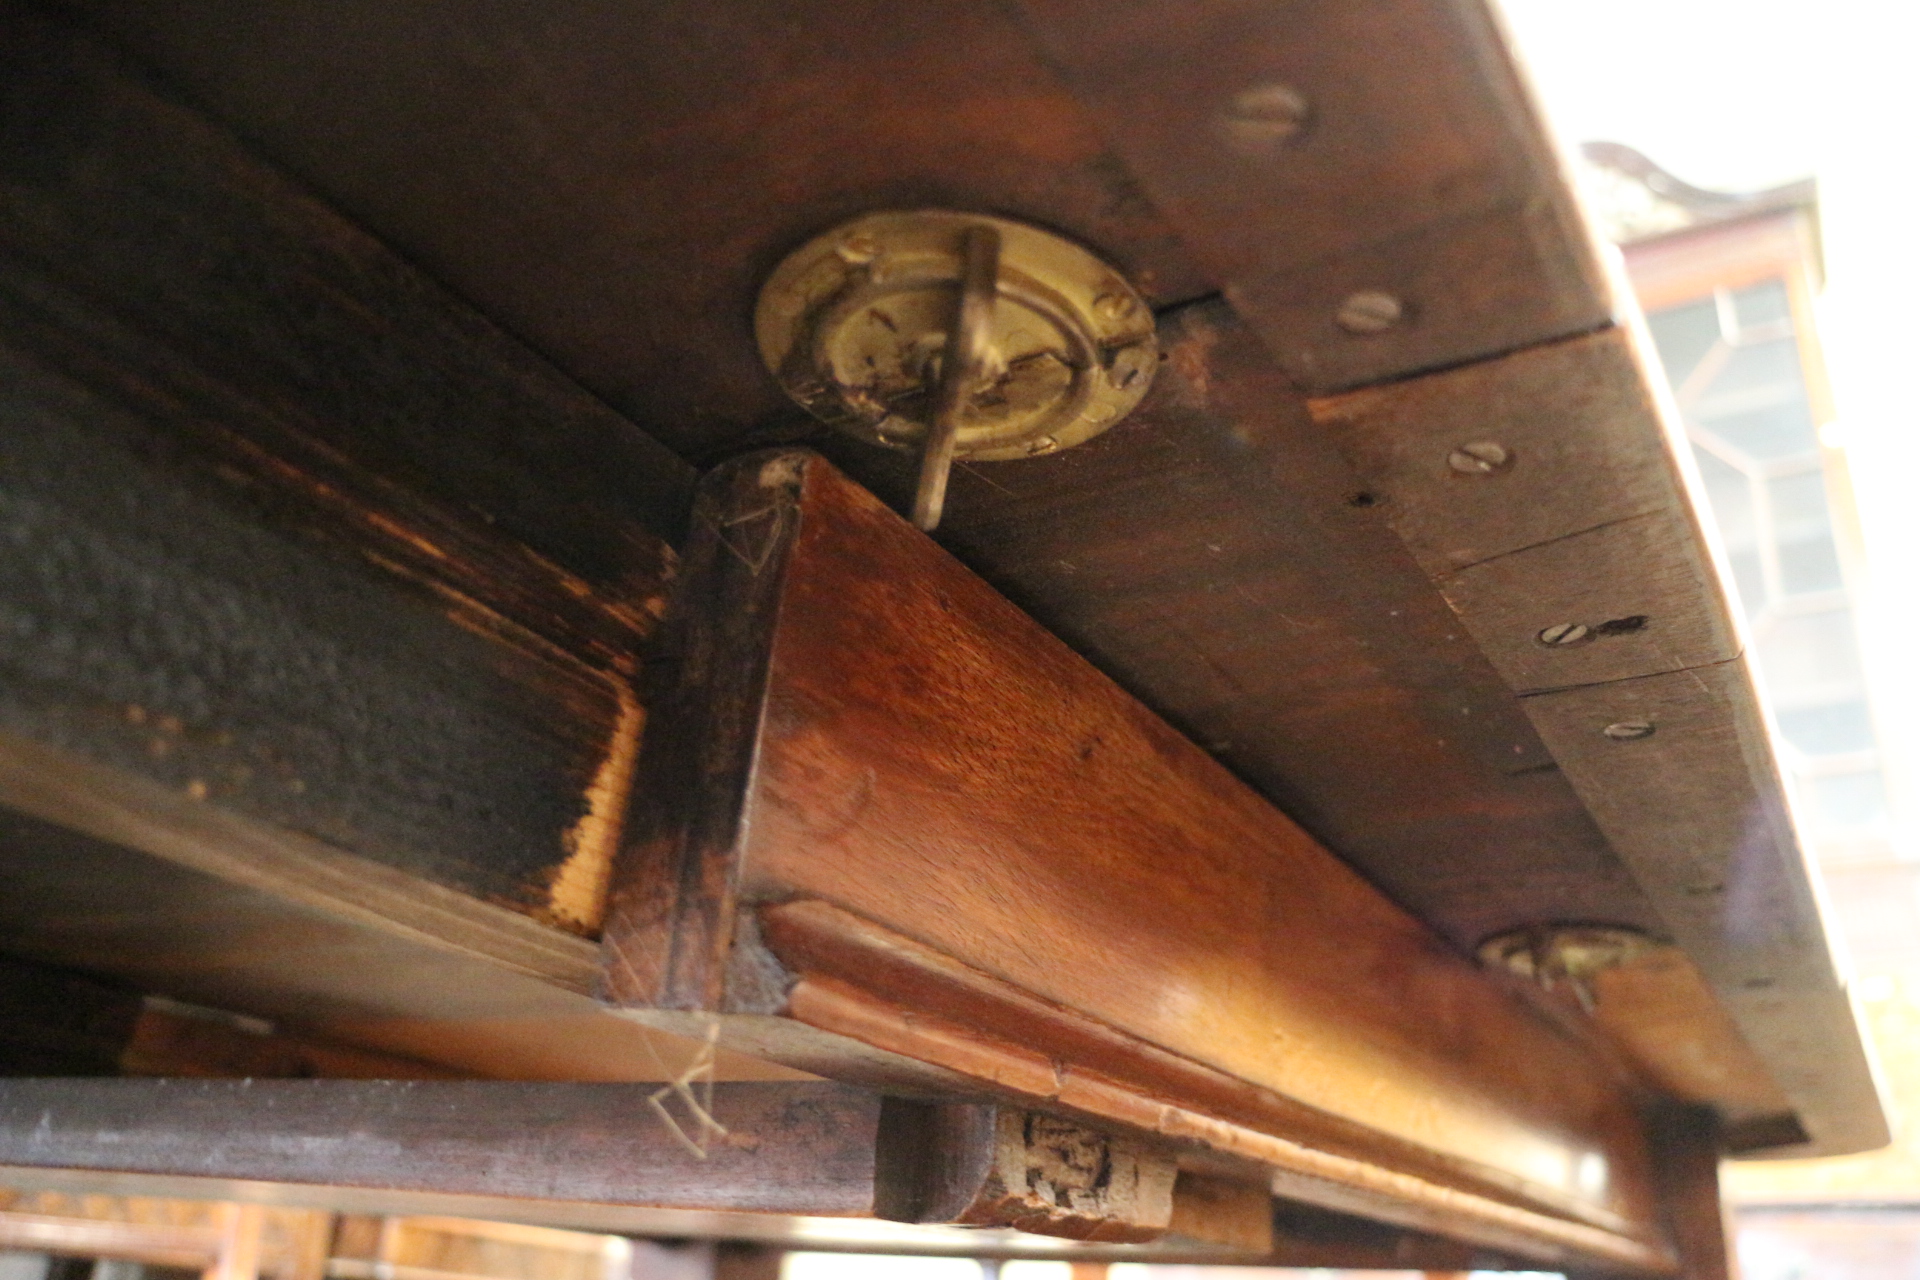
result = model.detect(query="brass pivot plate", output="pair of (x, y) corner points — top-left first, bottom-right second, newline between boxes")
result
(755, 211), (1158, 465)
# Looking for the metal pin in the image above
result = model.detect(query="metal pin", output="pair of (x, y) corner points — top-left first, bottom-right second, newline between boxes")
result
(913, 225), (1001, 531)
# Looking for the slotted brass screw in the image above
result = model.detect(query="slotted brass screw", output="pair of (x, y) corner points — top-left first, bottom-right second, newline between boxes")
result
(1447, 441), (1511, 474)
(1538, 622), (1589, 647)
(1223, 83), (1311, 145)
(1336, 290), (1403, 334)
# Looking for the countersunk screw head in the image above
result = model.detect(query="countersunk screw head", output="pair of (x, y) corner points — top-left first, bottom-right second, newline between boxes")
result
(1336, 290), (1403, 334)
(1026, 435), (1060, 455)
(1538, 622), (1590, 647)
(1447, 441), (1512, 475)
(1094, 292), (1136, 322)
(1603, 720), (1655, 742)
(1223, 82), (1311, 146)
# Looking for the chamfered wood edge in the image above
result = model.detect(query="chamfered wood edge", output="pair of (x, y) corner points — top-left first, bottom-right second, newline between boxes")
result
(1522, 658), (1891, 1160)
(600, 453), (813, 1012)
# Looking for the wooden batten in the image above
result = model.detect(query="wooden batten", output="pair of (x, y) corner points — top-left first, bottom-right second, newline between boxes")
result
(602, 449), (1676, 1275)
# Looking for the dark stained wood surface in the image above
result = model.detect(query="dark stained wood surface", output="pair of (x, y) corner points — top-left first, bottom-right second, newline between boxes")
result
(1010, 0), (1614, 391)
(19, 0), (1876, 1166)
(0, 1080), (886, 1215)
(1527, 660), (1886, 1158)
(63, 0), (1212, 461)
(604, 451), (1674, 1275)
(0, 3), (692, 566)
(0, 335), (630, 923)
(1309, 320), (1883, 1158)
(0, 4), (693, 930)
(36, 0), (1674, 957)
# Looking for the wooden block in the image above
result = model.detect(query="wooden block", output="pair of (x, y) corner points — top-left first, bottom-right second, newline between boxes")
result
(879, 1105), (1175, 1243)
(1522, 660), (1887, 1156)
(1167, 1174), (1275, 1254)
(1012, 0), (1614, 391)
(603, 449), (1674, 1274)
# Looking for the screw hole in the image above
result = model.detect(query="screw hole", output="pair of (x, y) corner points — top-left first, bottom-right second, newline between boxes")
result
(1594, 614), (1649, 636)
(1348, 491), (1378, 508)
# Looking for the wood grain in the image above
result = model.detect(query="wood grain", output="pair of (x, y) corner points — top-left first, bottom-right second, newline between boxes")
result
(0, 6), (691, 930)
(1523, 659), (1887, 1158)
(1309, 329), (1689, 577)
(1311, 323), (1880, 1158)
(603, 450), (1675, 1274)
(0, 782), (807, 1084)
(1437, 510), (1738, 694)
(0, 3), (692, 562)
(0, 1211), (224, 1268)
(1010, 0), (1613, 392)
(926, 301), (1670, 958)
(765, 902), (1667, 1270)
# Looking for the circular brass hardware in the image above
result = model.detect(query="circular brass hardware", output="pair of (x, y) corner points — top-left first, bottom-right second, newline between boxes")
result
(754, 211), (1157, 466)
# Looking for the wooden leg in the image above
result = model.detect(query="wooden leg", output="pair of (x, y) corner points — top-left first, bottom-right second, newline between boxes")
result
(206, 1204), (264, 1280)
(1649, 1105), (1740, 1280)
(711, 1245), (783, 1280)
